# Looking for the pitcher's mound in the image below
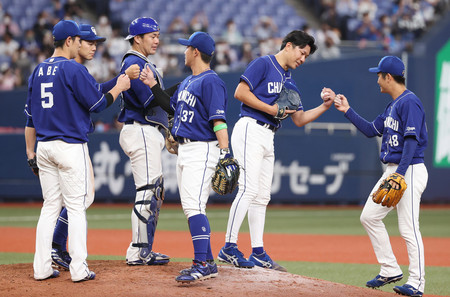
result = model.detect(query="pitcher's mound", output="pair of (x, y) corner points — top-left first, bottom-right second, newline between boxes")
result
(0, 260), (397, 296)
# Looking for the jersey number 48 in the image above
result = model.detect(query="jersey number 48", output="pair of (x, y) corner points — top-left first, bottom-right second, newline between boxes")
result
(388, 134), (399, 147)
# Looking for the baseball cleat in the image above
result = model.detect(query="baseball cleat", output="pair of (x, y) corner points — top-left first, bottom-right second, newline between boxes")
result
(175, 260), (211, 283)
(248, 251), (287, 272)
(217, 245), (255, 268)
(37, 269), (60, 281)
(127, 251), (170, 265)
(180, 260), (218, 278)
(366, 274), (403, 288)
(51, 248), (71, 270)
(393, 284), (423, 297)
(73, 271), (96, 283)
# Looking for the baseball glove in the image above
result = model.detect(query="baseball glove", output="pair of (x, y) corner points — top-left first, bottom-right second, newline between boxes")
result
(165, 130), (178, 155)
(165, 116), (178, 155)
(27, 156), (39, 177)
(372, 173), (407, 207)
(212, 157), (240, 195)
(274, 82), (302, 120)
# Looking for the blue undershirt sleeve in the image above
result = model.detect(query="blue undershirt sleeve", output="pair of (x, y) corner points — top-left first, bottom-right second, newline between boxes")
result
(344, 107), (379, 137)
(100, 76), (118, 93)
(396, 137), (418, 176)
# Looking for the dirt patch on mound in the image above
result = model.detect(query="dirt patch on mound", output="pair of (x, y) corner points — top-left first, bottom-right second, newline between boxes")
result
(0, 260), (398, 297)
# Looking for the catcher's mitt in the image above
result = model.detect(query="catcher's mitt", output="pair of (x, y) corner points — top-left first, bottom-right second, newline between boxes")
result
(274, 82), (302, 120)
(27, 156), (39, 177)
(212, 156), (240, 195)
(372, 173), (407, 207)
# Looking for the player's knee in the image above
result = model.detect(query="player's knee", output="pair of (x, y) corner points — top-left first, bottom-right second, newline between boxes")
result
(360, 212), (370, 226)
(183, 208), (203, 219)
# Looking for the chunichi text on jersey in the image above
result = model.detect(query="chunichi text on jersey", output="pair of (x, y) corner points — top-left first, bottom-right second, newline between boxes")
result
(178, 90), (197, 107)
(384, 116), (399, 131)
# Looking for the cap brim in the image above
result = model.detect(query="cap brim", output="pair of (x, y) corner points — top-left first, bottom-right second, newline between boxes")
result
(178, 38), (190, 46)
(79, 31), (90, 38)
(84, 36), (106, 42)
(368, 67), (380, 73)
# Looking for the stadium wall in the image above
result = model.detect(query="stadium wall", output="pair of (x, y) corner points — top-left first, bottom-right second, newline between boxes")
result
(1, 13), (449, 204)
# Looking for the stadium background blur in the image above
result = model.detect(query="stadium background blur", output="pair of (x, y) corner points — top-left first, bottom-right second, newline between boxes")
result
(1, 0), (450, 205)
(1, 0), (449, 90)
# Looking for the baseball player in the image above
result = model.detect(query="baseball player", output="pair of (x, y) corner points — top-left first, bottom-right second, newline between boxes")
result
(50, 24), (140, 270)
(24, 20), (130, 282)
(140, 31), (229, 283)
(217, 30), (334, 271)
(333, 56), (428, 297)
(118, 17), (170, 266)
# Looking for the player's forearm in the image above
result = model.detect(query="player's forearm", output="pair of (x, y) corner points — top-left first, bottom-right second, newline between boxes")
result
(235, 85), (276, 115)
(213, 120), (229, 149)
(344, 108), (379, 137)
(291, 104), (328, 127)
(149, 84), (174, 115)
(25, 126), (37, 159)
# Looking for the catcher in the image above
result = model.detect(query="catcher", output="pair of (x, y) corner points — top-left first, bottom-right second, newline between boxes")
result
(333, 56), (428, 297)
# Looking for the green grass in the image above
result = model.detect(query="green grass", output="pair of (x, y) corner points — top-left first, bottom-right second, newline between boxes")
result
(1, 204), (449, 296)
(1, 205), (449, 237)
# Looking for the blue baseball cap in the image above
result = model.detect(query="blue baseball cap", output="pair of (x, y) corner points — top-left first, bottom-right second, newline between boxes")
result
(79, 24), (106, 42)
(52, 20), (89, 41)
(369, 56), (405, 77)
(178, 32), (215, 56)
(125, 17), (160, 41)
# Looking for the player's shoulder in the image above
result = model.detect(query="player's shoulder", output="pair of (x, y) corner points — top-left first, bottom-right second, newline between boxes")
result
(250, 55), (271, 66)
(201, 71), (226, 86)
(122, 51), (147, 66)
(400, 90), (423, 105)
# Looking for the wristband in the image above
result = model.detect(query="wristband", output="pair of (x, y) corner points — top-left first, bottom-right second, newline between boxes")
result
(213, 123), (227, 132)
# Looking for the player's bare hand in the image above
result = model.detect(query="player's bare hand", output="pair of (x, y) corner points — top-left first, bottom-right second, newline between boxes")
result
(320, 87), (335, 101)
(334, 94), (350, 113)
(320, 87), (335, 109)
(125, 64), (140, 80)
(140, 64), (157, 87)
(117, 74), (130, 91)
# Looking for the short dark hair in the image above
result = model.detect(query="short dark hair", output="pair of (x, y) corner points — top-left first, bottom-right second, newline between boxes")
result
(200, 51), (213, 64)
(280, 30), (317, 55)
(380, 72), (406, 85)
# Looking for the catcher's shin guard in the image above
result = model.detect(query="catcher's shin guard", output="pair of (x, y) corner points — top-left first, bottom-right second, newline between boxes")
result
(133, 176), (164, 263)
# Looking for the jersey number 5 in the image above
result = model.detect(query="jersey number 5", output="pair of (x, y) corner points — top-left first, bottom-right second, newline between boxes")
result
(41, 82), (54, 108)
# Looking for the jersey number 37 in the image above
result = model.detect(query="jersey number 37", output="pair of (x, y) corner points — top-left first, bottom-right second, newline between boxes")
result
(181, 110), (194, 123)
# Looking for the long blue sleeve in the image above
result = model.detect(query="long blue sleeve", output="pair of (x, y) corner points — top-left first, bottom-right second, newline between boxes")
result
(344, 107), (380, 137)
(100, 76), (118, 93)
(396, 137), (418, 176)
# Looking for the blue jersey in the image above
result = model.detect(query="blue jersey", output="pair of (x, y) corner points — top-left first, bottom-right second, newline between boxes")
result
(170, 70), (227, 141)
(239, 55), (303, 129)
(118, 50), (168, 128)
(24, 57), (108, 143)
(372, 90), (427, 164)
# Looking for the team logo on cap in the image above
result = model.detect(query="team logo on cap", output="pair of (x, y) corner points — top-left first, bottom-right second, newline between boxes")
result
(91, 27), (97, 35)
(142, 23), (159, 31)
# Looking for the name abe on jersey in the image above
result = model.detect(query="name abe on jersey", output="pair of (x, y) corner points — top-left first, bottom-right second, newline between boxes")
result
(384, 116), (399, 131)
(178, 90), (197, 107)
(268, 82), (283, 94)
(38, 65), (59, 77)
